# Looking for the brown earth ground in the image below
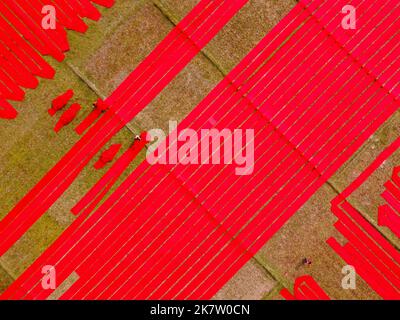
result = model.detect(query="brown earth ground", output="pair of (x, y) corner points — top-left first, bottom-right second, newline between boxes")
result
(0, 0), (398, 299)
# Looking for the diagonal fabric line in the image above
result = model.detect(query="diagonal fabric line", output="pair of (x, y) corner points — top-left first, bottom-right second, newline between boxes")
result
(301, 0), (400, 101)
(0, 0), (114, 118)
(0, 0), (248, 257)
(4, 4), (364, 300)
(3, 5), (308, 296)
(157, 163), (260, 258)
(328, 137), (400, 299)
(0, 0), (251, 299)
(57, 1), (376, 298)
(3, 0), (400, 297)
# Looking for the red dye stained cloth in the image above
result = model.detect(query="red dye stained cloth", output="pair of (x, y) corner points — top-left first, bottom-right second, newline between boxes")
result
(94, 144), (122, 169)
(49, 89), (74, 116)
(54, 103), (81, 132)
